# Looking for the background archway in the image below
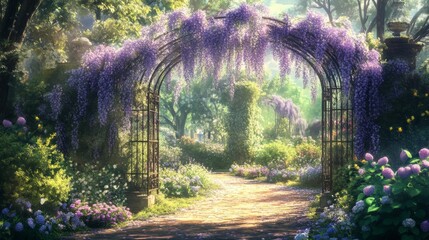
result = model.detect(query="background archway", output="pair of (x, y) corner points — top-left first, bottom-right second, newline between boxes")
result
(126, 6), (380, 196)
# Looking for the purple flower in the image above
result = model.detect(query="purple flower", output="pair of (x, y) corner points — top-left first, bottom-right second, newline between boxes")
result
(27, 218), (35, 229)
(421, 220), (429, 232)
(419, 148), (429, 160)
(400, 150), (410, 162)
(363, 185), (375, 196)
(35, 214), (45, 225)
(2, 119), (12, 128)
(358, 168), (365, 175)
(15, 222), (24, 232)
(377, 156), (388, 166)
(422, 160), (429, 168)
(365, 153), (374, 161)
(397, 167), (411, 178)
(382, 167), (394, 179)
(383, 185), (391, 194)
(16, 117), (26, 126)
(1, 208), (9, 215)
(411, 164), (421, 174)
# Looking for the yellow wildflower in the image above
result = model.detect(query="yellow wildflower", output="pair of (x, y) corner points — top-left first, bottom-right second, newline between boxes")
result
(411, 116), (415, 120)
(38, 124), (42, 130)
(361, 160), (367, 164)
(422, 113), (426, 117)
(407, 119), (411, 124)
(35, 116), (40, 121)
(354, 164), (359, 170)
(426, 93), (428, 97)
(398, 127), (403, 133)
(389, 127), (393, 131)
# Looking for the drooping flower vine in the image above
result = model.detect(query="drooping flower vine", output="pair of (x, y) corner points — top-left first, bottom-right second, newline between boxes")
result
(52, 4), (381, 157)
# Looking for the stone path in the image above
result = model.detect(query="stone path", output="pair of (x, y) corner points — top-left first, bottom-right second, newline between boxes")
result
(69, 173), (319, 240)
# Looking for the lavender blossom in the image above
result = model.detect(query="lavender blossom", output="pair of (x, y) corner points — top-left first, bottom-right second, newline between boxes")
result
(377, 156), (388, 166)
(421, 220), (429, 232)
(419, 148), (429, 160)
(2, 119), (12, 128)
(382, 167), (394, 179)
(363, 185), (375, 196)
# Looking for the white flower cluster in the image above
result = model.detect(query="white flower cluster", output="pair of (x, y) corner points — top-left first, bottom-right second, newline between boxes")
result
(294, 228), (309, 240)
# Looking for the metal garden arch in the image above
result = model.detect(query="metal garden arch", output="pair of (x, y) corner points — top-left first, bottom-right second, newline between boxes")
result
(128, 15), (355, 197)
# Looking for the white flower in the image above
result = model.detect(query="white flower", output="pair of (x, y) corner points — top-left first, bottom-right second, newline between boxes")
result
(403, 218), (416, 228)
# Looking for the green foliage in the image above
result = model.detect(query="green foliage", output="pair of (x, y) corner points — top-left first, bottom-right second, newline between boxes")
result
(179, 136), (229, 170)
(84, 18), (141, 45)
(0, 127), (70, 212)
(254, 141), (296, 167)
(66, 162), (128, 206)
(226, 81), (261, 164)
(160, 164), (214, 198)
(292, 140), (322, 168)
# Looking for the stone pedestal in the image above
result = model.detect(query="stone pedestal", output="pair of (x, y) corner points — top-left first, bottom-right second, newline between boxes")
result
(126, 191), (156, 213)
(383, 37), (424, 70)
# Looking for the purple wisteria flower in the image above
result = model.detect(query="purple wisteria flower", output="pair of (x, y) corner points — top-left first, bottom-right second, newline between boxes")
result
(15, 222), (24, 232)
(382, 167), (394, 179)
(16, 117), (26, 126)
(419, 148), (429, 160)
(364, 153), (374, 161)
(363, 185), (375, 196)
(383, 185), (391, 194)
(421, 220), (429, 232)
(2, 119), (12, 128)
(377, 156), (388, 166)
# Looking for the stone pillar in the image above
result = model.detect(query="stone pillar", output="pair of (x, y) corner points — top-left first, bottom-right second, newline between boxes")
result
(383, 37), (423, 70)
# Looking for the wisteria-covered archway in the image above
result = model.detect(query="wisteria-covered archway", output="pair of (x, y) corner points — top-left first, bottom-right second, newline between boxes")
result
(61, 4), (383, 195)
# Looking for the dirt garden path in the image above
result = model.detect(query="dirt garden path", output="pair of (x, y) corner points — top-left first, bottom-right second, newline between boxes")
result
(69, 173), (319, 240)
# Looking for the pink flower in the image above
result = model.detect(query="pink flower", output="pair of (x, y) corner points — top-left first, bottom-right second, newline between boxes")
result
(383, 185), (391, 194)
(365, 153), (374, 161)
(358, 168), (365, 175)
(400, 150), (410, 162)
(419, 148), (429, 160)
(411, 164), (421, 174)
(2, 119), (12, 128)
(16, 117), (26, 126)
(382, 168), (394, 179)
(363, 185), (375, 196)
(422, 160), (429, 168)
(397, 167), (411, 178)
(377, 156), (389, 166)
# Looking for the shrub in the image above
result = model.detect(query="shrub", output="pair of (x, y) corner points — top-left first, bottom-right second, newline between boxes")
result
(292, 141), (322, 168)
(226, 81), (261, 164)
(160, 164), (214, 198)
(179, 136), (229, 170)
(298, 165), (322, 187)
(66, 162), (128, 206)
(230, 164), (298, 183)
(67, 199), (132, 228)
(254, 141), (296, 167)
(160, 144), (182, 170)
(348, 149), (429, 239)
(0, 119), (70, 211)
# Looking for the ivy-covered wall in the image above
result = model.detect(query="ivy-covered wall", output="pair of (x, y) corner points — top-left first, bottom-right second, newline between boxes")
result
(226, 81), (260, 164)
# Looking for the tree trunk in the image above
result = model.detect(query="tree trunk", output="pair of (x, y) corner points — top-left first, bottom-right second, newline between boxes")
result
(175, 112), (189, 139)
(376, 0), (387, 41)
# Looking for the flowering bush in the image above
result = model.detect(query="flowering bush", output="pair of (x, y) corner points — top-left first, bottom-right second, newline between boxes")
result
(346, 149), (429, 239)
(254, 141), (297, 167)
(66, 161), (128, 206)
(298, 165), (322, 187)
(66, 199), (132, 228)
(160, 164), (213, 198)
(0, 198), (83, 240)
(0, 117), (70, 211)
(292, 141), (322, 168)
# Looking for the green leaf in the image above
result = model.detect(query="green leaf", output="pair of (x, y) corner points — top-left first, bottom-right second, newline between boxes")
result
(383, 218), (393, 225)
(357, 193), (365, 201)
(392, 202), (403, 209)
(404, 150), (412, 158)
(416, 209), (426, 219)
(364, 175), (372, 180)
(399, 226), (407, 234)
(368, 204), (380, 213)
(392, 186), (403, 195)
(412, 227), (420, 236)
(365, 197), (375, 205)
(406, 187), (421, 197)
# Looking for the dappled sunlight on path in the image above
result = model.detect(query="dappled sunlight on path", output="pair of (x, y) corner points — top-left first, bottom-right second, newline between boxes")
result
(69, 173), (319, 239)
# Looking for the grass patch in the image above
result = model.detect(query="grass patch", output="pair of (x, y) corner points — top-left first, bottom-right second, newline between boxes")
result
(133, 194), (205, 220)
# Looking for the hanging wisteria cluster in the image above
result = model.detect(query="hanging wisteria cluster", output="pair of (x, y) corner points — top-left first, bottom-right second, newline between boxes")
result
(52, 3), (382, 156)
(264, 95), (307, 136)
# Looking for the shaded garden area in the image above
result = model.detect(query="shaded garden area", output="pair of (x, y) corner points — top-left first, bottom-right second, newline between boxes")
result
(2, 0), (429, 239)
